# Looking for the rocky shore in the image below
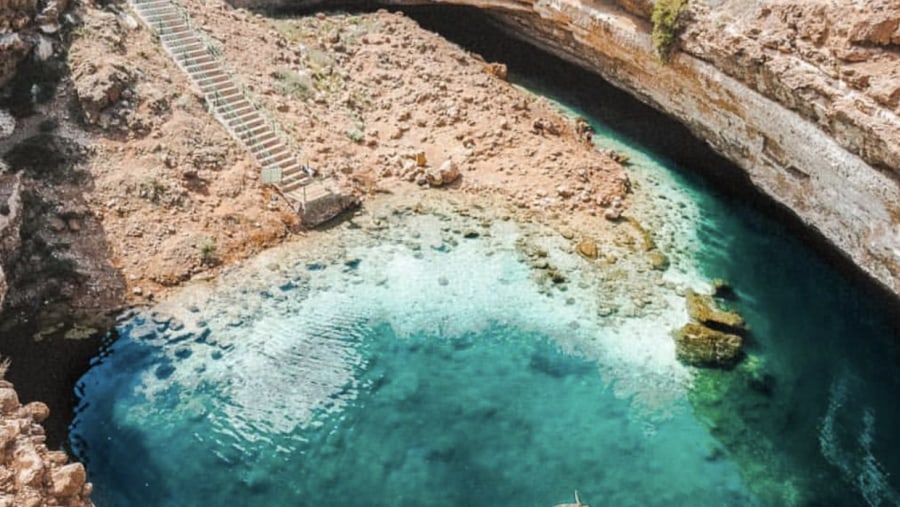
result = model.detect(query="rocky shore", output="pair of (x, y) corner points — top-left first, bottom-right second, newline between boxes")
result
(249, 0), (900, 296)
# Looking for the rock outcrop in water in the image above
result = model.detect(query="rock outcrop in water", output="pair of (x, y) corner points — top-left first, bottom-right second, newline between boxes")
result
(675, 289), (746, 367)
(0, 362), (93, 506)
(674, 322), (742, 368)
(245, 0), (900, 296)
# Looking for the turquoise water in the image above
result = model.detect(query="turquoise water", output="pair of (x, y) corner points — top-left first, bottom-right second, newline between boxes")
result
(70, 10), (900, 507)
(72, 317), (755, 506)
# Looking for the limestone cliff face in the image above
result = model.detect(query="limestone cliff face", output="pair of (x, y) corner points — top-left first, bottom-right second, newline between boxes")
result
(486, 0), (900, 295)
(238, 0), (900, 295)
(0, 172), (23, 312)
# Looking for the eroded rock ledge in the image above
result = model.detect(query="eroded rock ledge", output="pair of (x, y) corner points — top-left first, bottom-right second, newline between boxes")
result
(0, 171), (22, 311)
(248, 0), (900, 295)
(0, 365), (93, 507)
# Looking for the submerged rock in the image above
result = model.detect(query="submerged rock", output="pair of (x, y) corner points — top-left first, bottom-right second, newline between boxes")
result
(712, 278), (737, 300)
(647, 250), (669, 271)
(576, 239), (598, 259)
(674, 323), (743, 367)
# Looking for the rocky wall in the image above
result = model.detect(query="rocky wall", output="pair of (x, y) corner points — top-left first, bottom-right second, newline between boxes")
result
(0, 369), (94, 507)
(0, 0), (66, 87)
(0, 172), (22, 312)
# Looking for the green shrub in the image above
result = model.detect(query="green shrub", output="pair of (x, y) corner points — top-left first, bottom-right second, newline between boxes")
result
(139, 177), (167, 203)
(198, 237), (218, 266)
(273, 69), (314, 100)
(652, 0), (688, 62)
(346, 127), (364, 143)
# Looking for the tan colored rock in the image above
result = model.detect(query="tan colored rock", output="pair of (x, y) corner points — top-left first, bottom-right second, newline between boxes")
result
(426, 159), (460, 187)
(0, 421), (20, 447)
(0, 366), (92, 506)
(12, 444), (43, 489)
(576, 239), (598, 259)
(0, 388), (19, 415)
(50, 463), (86, 497)
(45, 450), (68, 465)
(484, 62), (508, 80)
(16, 491), (42, 507)
(71, 56), (136, 128)
(19, 402), (49, 423)
(685, 289), (746, 334)
(647, 250), (669, 271)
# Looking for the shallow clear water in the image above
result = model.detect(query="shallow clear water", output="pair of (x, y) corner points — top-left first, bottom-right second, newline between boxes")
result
(70, 11), (900, 507)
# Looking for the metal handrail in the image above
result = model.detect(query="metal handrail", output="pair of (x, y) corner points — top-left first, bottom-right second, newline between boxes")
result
(131, 0), (287, 184)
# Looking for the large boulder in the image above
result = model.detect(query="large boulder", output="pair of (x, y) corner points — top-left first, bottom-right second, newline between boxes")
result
(425, 159), (460, 187)
(674, 323), (743, 368)
(50, 463), (86, 497)
(71, 57), (137, 130)
(674, 287), (748, 368)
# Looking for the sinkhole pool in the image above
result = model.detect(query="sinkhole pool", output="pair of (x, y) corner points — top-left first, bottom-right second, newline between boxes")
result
(72, 200), (741, 506)
(69, 11), (900, 507)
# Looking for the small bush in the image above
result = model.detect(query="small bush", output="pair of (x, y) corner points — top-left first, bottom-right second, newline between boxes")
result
(139, 177), (167, 203)
(652, 0), (688, 62)
(346, 128), (364, 143)
(273, 69), (314, 100)
(197, 237), (218, 266)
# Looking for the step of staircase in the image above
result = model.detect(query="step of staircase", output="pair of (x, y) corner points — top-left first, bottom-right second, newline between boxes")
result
(285, 182), (331, 204)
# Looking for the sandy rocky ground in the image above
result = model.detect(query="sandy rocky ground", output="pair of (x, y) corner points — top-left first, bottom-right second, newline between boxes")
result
(4, 0), (642, 323)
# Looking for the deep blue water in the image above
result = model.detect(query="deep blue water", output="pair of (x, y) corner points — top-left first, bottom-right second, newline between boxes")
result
(70, 9), (900, 507)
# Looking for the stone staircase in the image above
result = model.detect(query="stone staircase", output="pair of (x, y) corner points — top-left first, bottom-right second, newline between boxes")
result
(128, 0), (332, 209)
